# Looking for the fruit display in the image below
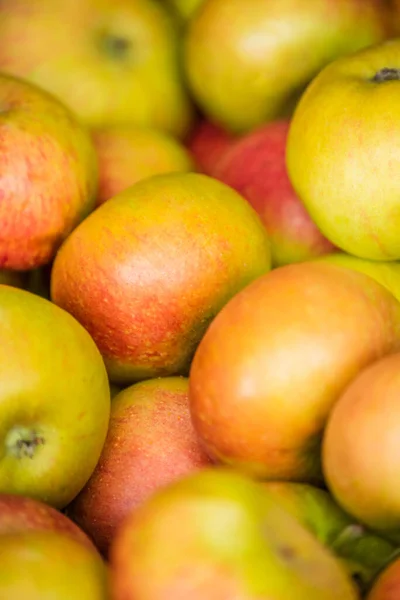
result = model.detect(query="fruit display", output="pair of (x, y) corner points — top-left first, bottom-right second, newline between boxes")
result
(3, 0), (400, 597)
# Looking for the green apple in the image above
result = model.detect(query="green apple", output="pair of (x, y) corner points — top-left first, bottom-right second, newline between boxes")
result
(0, 531), (108, 599)
(314, 253), (400, 302)
(0, 0), (193, 138)
(165, 0), (205, 20)
(287, 39), (400, 261)
(264, 482), (399, 595)
(0, 285), (110, 509)
(111, 468), (359, 599)
(184, 0), (389, 134)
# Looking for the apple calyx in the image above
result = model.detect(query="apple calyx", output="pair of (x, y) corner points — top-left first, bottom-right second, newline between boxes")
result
(99, 33), (132, 61)
(5, 426), (45, 459)
(372, 68), (400, 83)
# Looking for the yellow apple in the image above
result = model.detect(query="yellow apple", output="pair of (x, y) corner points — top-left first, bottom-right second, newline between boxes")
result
(287, 39), (400, 260)
(0, 0), (193, 137)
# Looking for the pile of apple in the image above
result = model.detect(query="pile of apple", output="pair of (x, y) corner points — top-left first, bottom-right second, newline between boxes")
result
(3, 0), (400, 598)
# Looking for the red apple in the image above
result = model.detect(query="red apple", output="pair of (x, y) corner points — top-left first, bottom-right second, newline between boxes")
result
(186, 119), (237, 175)
(0, 494), (96, 551)
(213, 120), (335, 266)
(0, 72), (97, 270)
(367, 557), (400, 599)
(67, 377), (211, 555)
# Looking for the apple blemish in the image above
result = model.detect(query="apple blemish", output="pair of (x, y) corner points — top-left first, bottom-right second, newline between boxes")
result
(5, 426), (45, 459)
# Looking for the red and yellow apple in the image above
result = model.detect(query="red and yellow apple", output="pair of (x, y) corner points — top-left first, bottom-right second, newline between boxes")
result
(185, 118), (237, 175)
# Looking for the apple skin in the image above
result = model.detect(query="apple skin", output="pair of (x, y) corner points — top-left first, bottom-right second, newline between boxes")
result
(110, 467), (359, 600)
(51, 172), (271, 385)
(0, 285), (110, 509)
(315, 252), (400, 303)
(263, 482), (399, 595)
(287, 39), (400, 261)
(0, 72), (97, 271)
(93, 126), (194, 206)
(0, 494), (96, 552)
(213, 120), (335, 267)
(0, 531), (108, 599)
(0, 0), (193, 138)
(67, 377), (211, 556)
(185, 118), (237, 175)
(189, 262), (400, 483)
(367, 558), (400, 600)
(184, 0), (389, 134)
(323, 351), (400, 545)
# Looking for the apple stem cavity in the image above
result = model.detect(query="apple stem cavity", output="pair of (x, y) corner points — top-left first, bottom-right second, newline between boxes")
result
(99, 34), (131, 60)
(5, 426), (45, 459)
(372, 68), (400, 83)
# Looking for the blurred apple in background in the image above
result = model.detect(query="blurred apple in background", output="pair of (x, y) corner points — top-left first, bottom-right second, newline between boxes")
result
(184, 0), (390, 134)
(315, 252), (400, 302)
(263, 482), (399, 595)
(93, 126), (194, 206)
(0, 72), (97, 271)
(0, 531), (108, 599)
(0, 0), (193, 137)
(164, 0), (205, 21)
(0, 494), (96, 552)
(68, 377), (211, 556)
(287, 39), (400, 261)
(189, 262), (400, 483)
(186, 118), (237, 175)
(213, 120), (335, 266)
(110, 468), (359, 600)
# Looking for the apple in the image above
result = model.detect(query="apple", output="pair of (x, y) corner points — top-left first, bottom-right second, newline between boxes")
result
(213, 120), (335, 266)
(0, 72), (97, 271)
(287, 39), (400, 261)
(110, 468), (359, 599)
(263, 482), (399, 595)
(93, 126), (194, 206)
(0, 284), (110, 509)
(165, 0), (205, 21)
(67, 377), (211, 555)
(50, 172), (271, 384)
(0, 530), (108, 599)
(367, 557), (400, 600)
(0, 494), (96, 551)
(323, 351), (400, 545)
(184, 0), (389, 134)
(189, 262), (400, 483)
(185, 118), (237, 175)
(0, 0), (193, 138)
(315, 252), (400, 302)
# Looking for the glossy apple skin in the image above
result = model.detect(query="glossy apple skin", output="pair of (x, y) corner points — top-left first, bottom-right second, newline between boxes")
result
(110, 468), (359, 600)
(367, 558), (400, 600)
(93, 126), (194, 206)
(287, 39), (400, 261)
(0, 494), (96, 551)
(51, 172), (271, 384)
(185, 0), (389, 133)
(323, 352), (400, 544)
(0, 285), (110, 509)
(189, 262), (400, 482)
(0, 0), (193, 137)
(213, 120), (335, 266)
(68, 377), (211, 556)
(186, 119), (237, 175)
(0, 72), (97, 270)
(0, 531), (108, 599)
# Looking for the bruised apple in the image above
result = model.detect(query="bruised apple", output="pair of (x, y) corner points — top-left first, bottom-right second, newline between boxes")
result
(189, 262), (400, 482)
(68, 377), (211, 555)
(110, 468), (359, 600)
(51, 173), (271, 384)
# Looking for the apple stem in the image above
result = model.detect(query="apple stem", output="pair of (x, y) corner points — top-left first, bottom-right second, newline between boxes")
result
(372, 68), (400, 83)
(5, 426), (45, 459)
